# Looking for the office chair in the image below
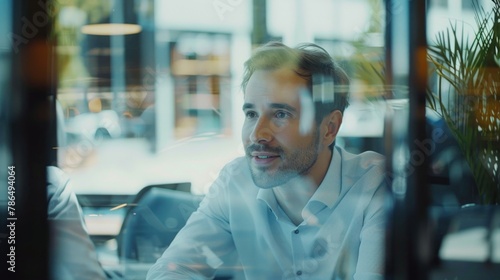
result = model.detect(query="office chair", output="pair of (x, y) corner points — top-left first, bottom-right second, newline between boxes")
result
(117, 183), (201, 263)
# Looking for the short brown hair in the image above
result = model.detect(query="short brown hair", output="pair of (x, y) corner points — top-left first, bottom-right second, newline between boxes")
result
(241, 41), (350, 126)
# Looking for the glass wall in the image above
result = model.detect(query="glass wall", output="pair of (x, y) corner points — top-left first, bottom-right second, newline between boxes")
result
(52, 1), (395, 278)
(1, 0), (499, 279)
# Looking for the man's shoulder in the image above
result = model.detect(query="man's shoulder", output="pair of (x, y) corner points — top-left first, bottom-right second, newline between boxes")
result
(210, 157), (252, 192)
(220, 156), (248, 175)
(336, 146), (385, 185)
(201, 156), (257, 207)
(337, 147), (385, 195)
(337, 146), (384, 169)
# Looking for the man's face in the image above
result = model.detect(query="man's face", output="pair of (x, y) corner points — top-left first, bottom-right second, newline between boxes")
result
(242, 68), (322, 189)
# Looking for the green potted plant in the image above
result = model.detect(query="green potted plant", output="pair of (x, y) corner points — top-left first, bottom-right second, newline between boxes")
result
(426, 0), (499, 204)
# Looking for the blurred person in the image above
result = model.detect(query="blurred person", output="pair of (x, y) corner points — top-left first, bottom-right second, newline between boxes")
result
(48, 166), (108, 280)
(48, 99), (112, 280)
(147, 42), (388, 280)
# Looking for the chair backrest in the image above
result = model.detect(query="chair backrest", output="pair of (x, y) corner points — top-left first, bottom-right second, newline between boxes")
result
(117, 184), (203, 263)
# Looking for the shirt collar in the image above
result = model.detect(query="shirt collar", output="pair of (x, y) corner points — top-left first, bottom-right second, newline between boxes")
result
(307, 146), (342, 208)
(257, 188), (282, 220)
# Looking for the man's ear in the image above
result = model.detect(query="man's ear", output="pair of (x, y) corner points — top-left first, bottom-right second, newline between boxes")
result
(321, 110), (343, 147)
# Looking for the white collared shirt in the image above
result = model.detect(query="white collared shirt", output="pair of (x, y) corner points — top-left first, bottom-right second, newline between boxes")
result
(147, 146), (388, 280)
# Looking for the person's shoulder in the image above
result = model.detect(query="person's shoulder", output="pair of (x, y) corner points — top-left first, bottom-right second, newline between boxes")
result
(337, 146), (384, 169)
(336, 146), (385, 186)
(47, 166), (69, 185)
(336, 147), (385, 192)
(220, 156), (248, 176)
(200, 157), (255, 209)
(206, 156), (249, 191)
(46, 166), (81, 219)
(47, 166), (71, 200)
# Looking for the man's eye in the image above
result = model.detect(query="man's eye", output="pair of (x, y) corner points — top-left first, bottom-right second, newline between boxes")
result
(275, 111), (290, 119)
(245, 111), (257, 119)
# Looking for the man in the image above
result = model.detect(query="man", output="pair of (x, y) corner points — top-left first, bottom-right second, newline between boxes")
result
(147, 42), (387, 279)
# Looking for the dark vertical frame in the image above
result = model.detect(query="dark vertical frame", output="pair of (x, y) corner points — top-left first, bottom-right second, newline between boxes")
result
(0, 0), (13, 276)
(1, 0), (55, 279)
(407, 0), (430, 279)
(385, 0), (430, 279)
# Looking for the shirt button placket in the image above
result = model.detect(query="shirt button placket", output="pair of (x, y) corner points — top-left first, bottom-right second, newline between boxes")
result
(291, 228), (302, 278)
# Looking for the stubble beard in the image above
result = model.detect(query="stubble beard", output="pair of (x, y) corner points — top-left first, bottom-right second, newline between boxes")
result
(245, 132), (320, 189)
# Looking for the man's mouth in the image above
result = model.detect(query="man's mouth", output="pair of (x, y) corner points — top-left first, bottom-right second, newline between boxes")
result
(255, 155), (279, 159)
(250, 152), (280, 166)
(251, 151), (280, 158)
(245, 144), (283, 166)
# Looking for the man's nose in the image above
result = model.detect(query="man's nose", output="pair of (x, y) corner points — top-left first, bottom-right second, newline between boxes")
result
(250, 117), (273, 144)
